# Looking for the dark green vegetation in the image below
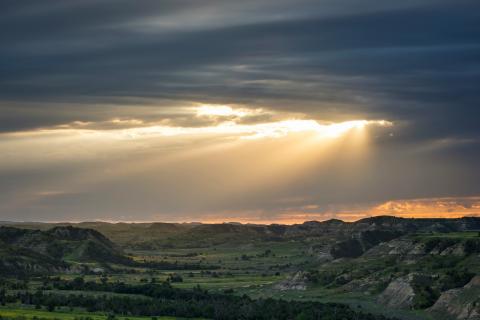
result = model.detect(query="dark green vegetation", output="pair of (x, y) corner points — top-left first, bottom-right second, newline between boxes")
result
(0, 226), (128, 275)
(1, 216), (480, 320)
(1, 279), (395, 320)
(0, 226), (217, 276)
(0, 307), (189, 320)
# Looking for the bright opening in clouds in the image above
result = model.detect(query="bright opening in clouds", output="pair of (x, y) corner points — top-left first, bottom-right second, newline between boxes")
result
(196, 105), (253, 118)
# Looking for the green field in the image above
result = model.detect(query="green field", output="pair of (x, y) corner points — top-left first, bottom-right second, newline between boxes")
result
(413, 231), (480, 239)
(2, 224), (479, 320)
(0, 307), (203, 320)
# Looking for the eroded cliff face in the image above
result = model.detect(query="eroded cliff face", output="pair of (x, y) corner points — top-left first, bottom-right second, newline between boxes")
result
(429, 276), (480, 320)
(377, 275), (416, 308)
(274, 271), (308, 291)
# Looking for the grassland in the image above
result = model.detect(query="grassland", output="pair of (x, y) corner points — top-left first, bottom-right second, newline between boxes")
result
(412, 231), (480, 239)
(0, 306), (203, 320)
(3, 230), (479, 320)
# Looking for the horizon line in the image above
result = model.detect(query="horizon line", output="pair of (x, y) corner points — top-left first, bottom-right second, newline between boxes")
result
(1, 214), (479, 227)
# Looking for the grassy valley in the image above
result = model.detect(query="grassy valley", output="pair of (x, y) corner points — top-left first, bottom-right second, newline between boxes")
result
(1, 217), (479, 320)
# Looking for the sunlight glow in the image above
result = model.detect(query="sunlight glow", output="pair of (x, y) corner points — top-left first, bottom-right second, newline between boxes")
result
(0, 112), (393, 219)
(118, 119), (392, 140)
(196, 104), (249, 117)
(6, 118), (392, 141)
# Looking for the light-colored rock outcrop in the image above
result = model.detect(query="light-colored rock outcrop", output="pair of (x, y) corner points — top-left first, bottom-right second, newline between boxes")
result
(274, 271), (307, 291)
(429, 276), (480, 320)
(377, 275), (416, 308)
(377, 273), (434, 309)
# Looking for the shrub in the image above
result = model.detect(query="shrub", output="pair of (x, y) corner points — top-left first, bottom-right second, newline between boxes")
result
(167, 273), (183, 283)
(412, 285), (440, 309)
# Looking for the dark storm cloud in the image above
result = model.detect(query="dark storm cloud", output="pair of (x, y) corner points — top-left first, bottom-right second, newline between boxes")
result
(1, 0), (479, 135)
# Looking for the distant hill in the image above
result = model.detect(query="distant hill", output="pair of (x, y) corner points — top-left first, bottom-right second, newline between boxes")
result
(0, 225), (130, 275)
(2, 216), (480, 249)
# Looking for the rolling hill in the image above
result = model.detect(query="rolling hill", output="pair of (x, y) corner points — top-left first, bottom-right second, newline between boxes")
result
(0, 225), (129, 275)
(4, 216), (479, 249)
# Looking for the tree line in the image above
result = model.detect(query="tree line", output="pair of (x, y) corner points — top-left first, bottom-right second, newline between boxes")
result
(3, 279), (399, 320)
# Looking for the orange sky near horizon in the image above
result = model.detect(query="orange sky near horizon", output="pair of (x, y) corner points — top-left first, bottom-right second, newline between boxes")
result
(190, 196), (480, 225)
(27, 196), (480, 225)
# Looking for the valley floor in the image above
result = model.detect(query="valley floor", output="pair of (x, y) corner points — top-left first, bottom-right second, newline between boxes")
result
(0, 306), (202, 320)
(2, 219), (479, 320)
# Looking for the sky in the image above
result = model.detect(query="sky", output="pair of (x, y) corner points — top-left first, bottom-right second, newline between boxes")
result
(1, 0), (480, 223)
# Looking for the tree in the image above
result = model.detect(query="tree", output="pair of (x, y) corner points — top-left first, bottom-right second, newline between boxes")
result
(47, 301), (56, 312)
(73, 276), (85, 287)
(168, 274), (183, 283)
(0, 288), (6, 306)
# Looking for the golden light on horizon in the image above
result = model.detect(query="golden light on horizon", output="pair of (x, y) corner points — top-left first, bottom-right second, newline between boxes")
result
(192, 196), (480, 225)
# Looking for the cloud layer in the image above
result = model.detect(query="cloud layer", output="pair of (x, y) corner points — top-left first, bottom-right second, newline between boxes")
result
(1, 0), (479, 222)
